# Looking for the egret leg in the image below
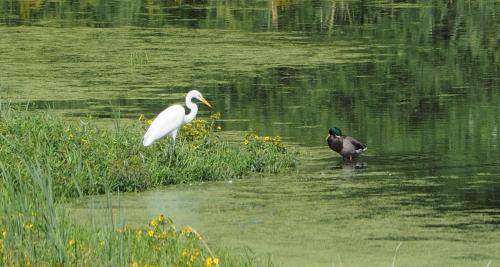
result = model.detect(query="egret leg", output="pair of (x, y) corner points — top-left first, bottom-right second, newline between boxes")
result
(168, 130), (178, 167)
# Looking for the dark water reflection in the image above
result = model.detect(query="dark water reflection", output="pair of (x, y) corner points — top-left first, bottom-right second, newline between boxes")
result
(1, 0), (499, 265)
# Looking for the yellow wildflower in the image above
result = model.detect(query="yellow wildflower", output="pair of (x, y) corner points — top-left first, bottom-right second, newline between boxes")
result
(2, 230), (6, 238)
(216, 126), (222, 130)
(23, 223), (33, 231)
(147, 119), (153, 125)
(150, 218), (159, 228)
(181, 248), (188, 258)
(204, 257), (220, 267)
(264, 136), (270, 141)
(189, 254), (197, 263)
(68, 239), (76, 247)
(181, 226), (193, 236)
(147, 230), (155, 238)
(158, 214), (166, 224)
(131, 261), (139, 267)
(243, 139), (249, 145)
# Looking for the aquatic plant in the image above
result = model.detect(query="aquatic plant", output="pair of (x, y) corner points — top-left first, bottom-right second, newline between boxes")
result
(0, 104), (297, 198)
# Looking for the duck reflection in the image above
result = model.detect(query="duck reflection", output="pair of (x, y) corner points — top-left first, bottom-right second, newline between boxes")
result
(334, 159), (367, 170)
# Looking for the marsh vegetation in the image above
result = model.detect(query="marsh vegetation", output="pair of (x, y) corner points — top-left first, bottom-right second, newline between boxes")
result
(0, 105), (295, 266)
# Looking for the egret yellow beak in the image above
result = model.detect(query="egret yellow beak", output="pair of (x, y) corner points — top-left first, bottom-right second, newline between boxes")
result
(200, 96), (212, 108)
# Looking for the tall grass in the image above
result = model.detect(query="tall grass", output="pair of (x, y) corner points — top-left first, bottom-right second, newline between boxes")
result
(0, 158), (275, 267)
(0, 104), (297, 198)
(0, 104), (291, 266)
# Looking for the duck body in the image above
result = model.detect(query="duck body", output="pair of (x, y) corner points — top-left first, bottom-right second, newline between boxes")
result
(326, 127), (367, 160)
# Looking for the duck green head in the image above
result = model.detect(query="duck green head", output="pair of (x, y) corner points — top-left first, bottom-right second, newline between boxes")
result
(328, 127), (342, 137)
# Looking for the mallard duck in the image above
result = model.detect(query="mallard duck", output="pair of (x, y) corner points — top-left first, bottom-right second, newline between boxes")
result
(326, 127), (367, 160)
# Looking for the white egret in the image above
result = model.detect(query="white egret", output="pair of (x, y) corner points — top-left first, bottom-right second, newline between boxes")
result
(143, 90), (212, 149)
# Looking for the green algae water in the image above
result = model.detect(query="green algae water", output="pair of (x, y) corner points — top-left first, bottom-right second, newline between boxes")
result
(1, 0), (499, 266)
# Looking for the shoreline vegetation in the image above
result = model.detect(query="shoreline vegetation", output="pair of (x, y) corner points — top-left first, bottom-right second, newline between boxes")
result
(0, 104), (296, 266)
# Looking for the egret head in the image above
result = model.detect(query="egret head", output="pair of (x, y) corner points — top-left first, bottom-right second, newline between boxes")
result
(328, 127), (342, 137)
(188, 90), (212, 108)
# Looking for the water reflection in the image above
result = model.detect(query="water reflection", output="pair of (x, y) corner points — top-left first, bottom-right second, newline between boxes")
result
(0, 0), (498, 39)
(334, 159), (367, 171)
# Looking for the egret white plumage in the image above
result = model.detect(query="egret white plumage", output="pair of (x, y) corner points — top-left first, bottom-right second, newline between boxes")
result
(143, 90), (212, 148)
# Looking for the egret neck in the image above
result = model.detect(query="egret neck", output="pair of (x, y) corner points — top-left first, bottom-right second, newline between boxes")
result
(184, 94), (198, 124)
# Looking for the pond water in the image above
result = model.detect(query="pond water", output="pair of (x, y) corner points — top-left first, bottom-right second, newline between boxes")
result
(1, 0), (499, 266)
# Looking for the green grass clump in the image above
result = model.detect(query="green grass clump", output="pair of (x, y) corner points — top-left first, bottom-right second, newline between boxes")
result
(0, 105), (297, 198)
(0, 160), (274, 267)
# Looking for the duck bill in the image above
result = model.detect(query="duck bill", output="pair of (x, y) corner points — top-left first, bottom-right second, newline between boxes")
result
(325, 134), (331, 140)
(200, 96), (212, 108)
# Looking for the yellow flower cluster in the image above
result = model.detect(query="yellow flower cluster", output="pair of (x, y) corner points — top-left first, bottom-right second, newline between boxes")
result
(180, 248), (200, 267)
(140, 214), (178, 241)
(132, 215), (219, 267)
(182, 113), (222, 141)
(242, 133), (284, 149)
(149, 213), (169, 228)
(180, 226), (193, 235)
(63, 124), (97, 146)
(23, 223), (34, 231)
(182, 119), (210, 139)
(147, 230), (155, 237)
(204, 257), (220, 267)
(1, 214), (224, 267)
